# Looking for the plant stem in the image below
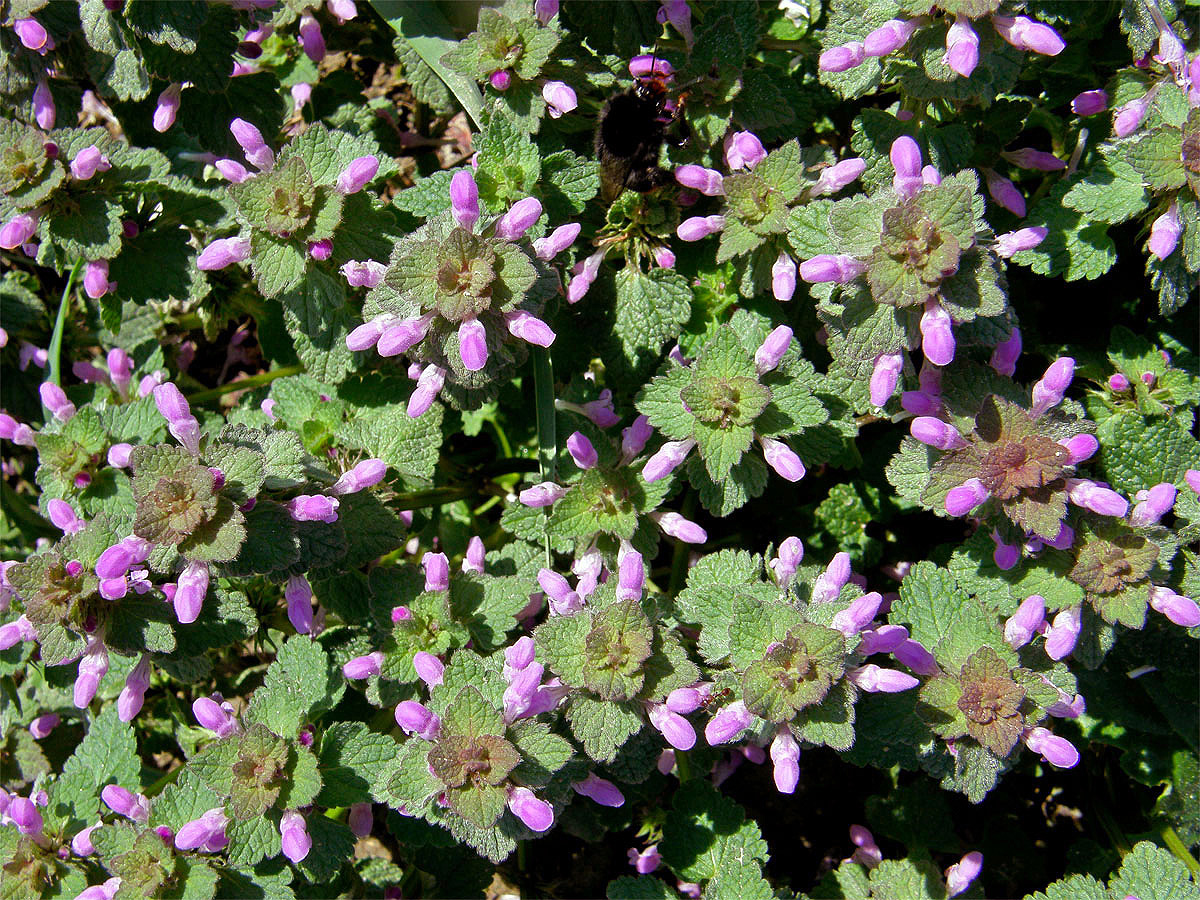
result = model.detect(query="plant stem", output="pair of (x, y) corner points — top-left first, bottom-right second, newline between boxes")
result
(1163, 825), (1200, 877)
(48, 259), (84, 388)
(532, 346), (556, 566)
(187, 364), (304, 405)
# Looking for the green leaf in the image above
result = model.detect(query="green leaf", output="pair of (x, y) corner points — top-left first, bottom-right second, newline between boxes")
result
(1097, 412), (1200, 494)
(889, 562), (973, 659)
(1126, 130), (1186, 191)
(46, 706), (140, 834)
(248, 231), (308, 300)
(1106, 840), (1200, 900)
(613, 268), (693, 375)
(659, 780), (769, 885)
(246, 636), (344, 738)
(226, 814), (282, 869)
(606, 876), (678, 899)
(1062, 159), (1150, 224)
(566, 695), (644, 763)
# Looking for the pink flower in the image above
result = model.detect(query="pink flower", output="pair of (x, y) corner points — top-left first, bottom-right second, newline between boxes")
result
(407, 365), (445, 418)
(1148, 201), (1182, 260)
(919, 300), (955, 366)
(1070, 89), (1108, 116)
(494, 197), (543, 241)
(798, 254), (867, 283)
(869, 353), (903, 407)
(755, 325), (793, 374)
(153, 83), (183, 133)
(984, 169), (1026, 217)
(864, 18), (921, 57)
(298, 14), (325, 63)
(724, 131), (766, 170)
(760, 437), (805, 482)
(996, 227), (1047, 258)
(532, 223), (581, 260)
(507, 787), (553, 832)
(285, 575), (314, 634)
(819, 42), (866, 73)
(771, 252), (797, 302)
(675, 164), (724, 196)
(230, 118), (274, 171)
(571, 773), (625, 807)
(197, 237), (251, 271)
(677, 215), (725, 241)
(993, 15), (1065, 56)
(450, 169), (480, 230)
(458, 318), (488, 371)
(542, 80), (577, 118)
(336, 155), (379, 194)
(943, 16), (979, 78)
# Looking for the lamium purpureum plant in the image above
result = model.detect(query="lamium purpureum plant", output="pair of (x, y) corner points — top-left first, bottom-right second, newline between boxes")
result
(2, 2), (1200, 899)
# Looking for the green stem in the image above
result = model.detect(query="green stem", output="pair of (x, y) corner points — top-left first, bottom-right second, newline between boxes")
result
(1163, 826), (1200, 877)
(391, 486), (478, 510)
(48, 259), (84, 388)
(531, 346), (556, 565)
(675, 750), (692, 782)
(668, 490), (697, 598)
(187, 365), (303, 405)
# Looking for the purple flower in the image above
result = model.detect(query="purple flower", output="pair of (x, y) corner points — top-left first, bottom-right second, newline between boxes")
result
(535, 0), (558, 25)
(996, 227), (1047, 259)
(945, 478), (989, 516)
(1002, 148), (1065, 172)
(193, 697), (239, 737)
(1071, 89), (1108, 116)
(284, 575), (313, 634)
(768, 536), (804, 586)
(642, 438), (696, 482)
(850, 824), (882, 868)
(705, 701), (752, 745)
(1130, 482), (1177, 526)
(458, 318), (488, 371)
(798, 254), (867, 283)
(648, 703), (696, 750)
(1113, 93), (1153, 137)
(675, 164), (725, 196)
(47, 499), (84, 534)
(946, 851), (984, 897)
(811, 158), (867, 196)
(542, 80), (577, 118)
(279, 809), (312, 862)
(770, 252), (797, 302)
(1030, 356), (1075, 416)
(118, 655), (151, 722)
(332, 458), (387, 495)
(74, 638), (109, 708)
(72, 822), (100, 856)
(652, 511), (706, 544)
(377, 314), (433, 356)
(812, 552), (852, 603)
(1008, 595), (1046, 652)
(630, 55), (674, 80)
(29, 713), (59, 740)
(287, 494), (340, 523)
(620, 415), (653, 460)
(421, 552), (450, 592)
(532, 223), (581, 260)
(13, 17), (49, 51)
(819, 42), (866, 72)
(910, 417), (967, 451)
(9, 796), (43, 836)
(40, 381), (76, 423)
(725, 131), (766, 170)
(215, 158), (250, 183)
(230, 118), (274, 171)
(336, 155), (379, 195)
(943, 16), (979, 78)
(328, 0), (358, 24)
(856, 624), (909, 656)
(629, 844), (662, 874)
(196, 236), (251, 271)
(0, 213), (38, 250)
(868, 353), (903, 407)
(770, 728), (801, 794)
(394, 700), (440, 739)
(572, 772), (625, 807)
(0, 616), (37, 651)
(1043, 606), (1082, 660)
(102, 785), (150, 824)
(33, 78), (55, 129)
(1148, 586), (1200, 627)
(508, 787), (553, 832)
(986, 330), (1021, 379)
(991, 530), (1020, 570)
(616, 546), (644, 600)
(1065, 478), (1127, 518)
(520, 482), (566, 507)
(83, 260), (115, 299)
(413, 651), (445, 688)
(657, 0), (693, 45)
(890, 135), (924, 198)
(677, 215), (725, 241)
(348, 802), (373, 837)
(831, 592), (883, 636)
(298, 13), (325, 62)
(152, 82), (183, 132)
(341, 259), (387, 288)
(993, 15), (1065, 56)
(919, 300), (955, 366)
(848, 664), (919, 692)
(76, 879), (121, 900)
(1022, 726), (1078, 768)
(495, 197), (543, 241)
(760, 437), (806, 482)
(567, 250), (604, 304)
(175, 807), (229, 852)
(754, 325), (793, 375)
(153, 382), (202, 454)
(107, 443), (133, 467)
(174, 560), (210, 624)
(504, 636), (536, 673)
(984, 169), (1026, 218)
(565, 431), (599, 471)
(343, 651), (383, 680)
(1148, 201), (1182, 260)
(864, 18), (921, 57)
(489, 69), (512, 91)
(71, 146), (111, 181)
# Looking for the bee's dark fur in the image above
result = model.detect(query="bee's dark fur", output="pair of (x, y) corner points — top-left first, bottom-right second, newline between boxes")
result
(595, 80), (678, 205)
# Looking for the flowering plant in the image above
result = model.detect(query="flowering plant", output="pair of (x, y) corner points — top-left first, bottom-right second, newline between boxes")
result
(1, 1), (1198, 898)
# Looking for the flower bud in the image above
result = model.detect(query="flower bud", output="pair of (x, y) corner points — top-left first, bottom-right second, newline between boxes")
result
(755, 325), (793, 374)
(798, 254), (867, 283)
(33, 78), (55, 129)
(298, 13), (325, 62)
(1148, 202), (1182, 260)
(566, 431), (599, 470)
(535, 0), (558, 24)
(993, 15), (1065, 56)
(992, 530), (1020, 570)
(996, 227), (1047, 258)
(230, 118), (274, 171)
(769, 536), (804, 585)
(1148, 586), (1200, 627)
(1113, 93), (1152, 137)
(395, 700), (440, 739)
(458, 318), (488, 371)
(1043, 606), (1082, 660)
(910, 417), (967, 451)
(193, 697), (238, 737)
(946, 851), (984, 897)
(30, 713), (60, 739)
(869, 353), (903, 407)
(74, 639), (109, 709)
(812, 552), (852, 603)
(9, 796), (44, 836)
(648, 703), (696, 750)
(489, 69), (512, 91)
(653, 511), (707, 544)
(71, 146), (111, 181)
(642, 438), (695, 482)
(811, 157), (867, 196)
(494, 197), (543, 241)
(336, 155), (379, 195)
(107, 443), (134, 468)
(705, 701), (752, 745)
(1065, 478), (1127, 517)
(280, 810), (312, 862)
(945, 478), (989, 516)
(47, 498), (85, 534)
(724, 131), (766, 170)
(215, 158), (250, 183)
(287, 494), (340, 523)
(943, 16), (979, 78)
(920, 300), (955, 366)
(40, 382), (77, 422)
(542, 80), (577, 118)
(343, 652), (384, 680)
(572, 772), (624, 807)
(819, 42), (866, 72)
(507, 786), (553, 831)
(620, 415), (653, 462)
(519, 482), (566, 507)
(153, 83), (183, 132)
(984, 169), (1026, 218)
(13, 17), (49, 52)
(0, 213), (38, 249)
(196, 236), (251, 270)
(83, 260), (115, 299)
(341, 259), (387, 288)
(532, 222), (581, 260)
(1130, 482), (1177, 526)
(760, 437), (805, 482)
(377, 314), (432, 357)
(1023, 726), (1078, 768)
(849, 664), (920, 692)
(96, 541), (136, 580)
(284, 575), (313, 634)
(1071, 89), (1108, 116)
(175, 561), (210, 624)
(676, 215), (725, 241)
(675, 164), (724, 196)
(831, 592), (883, 635)
(102, 785), (150, 824)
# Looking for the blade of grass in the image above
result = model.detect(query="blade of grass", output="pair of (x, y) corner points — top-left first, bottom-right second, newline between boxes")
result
(532, 345), (556, 566)
(369, 0), (485, 130)
(47, 259), (84, 388)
